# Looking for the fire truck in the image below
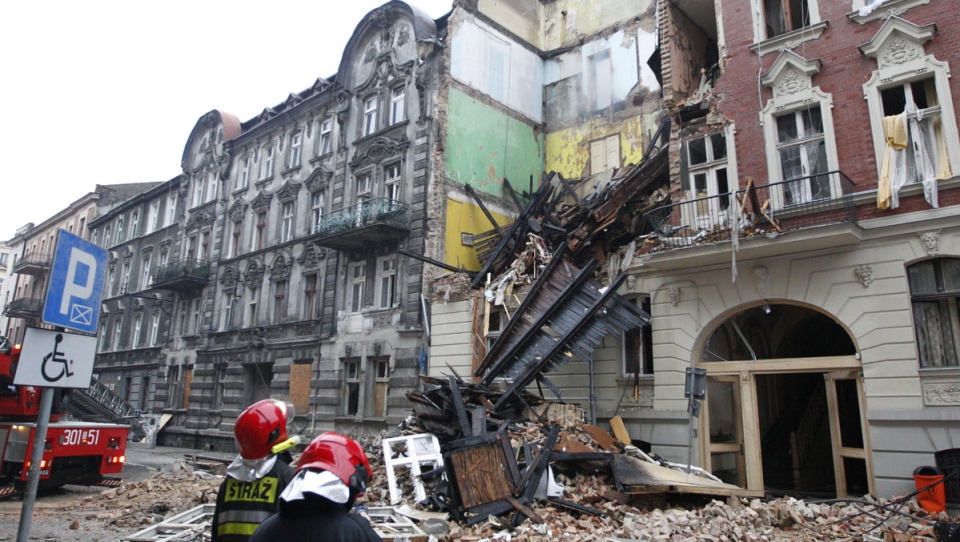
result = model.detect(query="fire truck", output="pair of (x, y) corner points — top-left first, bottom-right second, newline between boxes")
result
(0, 336), (128, 495)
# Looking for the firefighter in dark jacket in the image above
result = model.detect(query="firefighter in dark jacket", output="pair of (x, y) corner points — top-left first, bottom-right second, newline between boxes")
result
(212, 399), (297, 542)
(250, 432), (381, 542)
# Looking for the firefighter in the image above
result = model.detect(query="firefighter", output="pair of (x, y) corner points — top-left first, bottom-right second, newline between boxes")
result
(212, 399), (298, 542)
(250, 432), (380, 542)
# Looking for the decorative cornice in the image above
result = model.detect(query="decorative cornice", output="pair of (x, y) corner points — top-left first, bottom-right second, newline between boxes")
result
(269, 255), (292, 281)
(349, 134), (409, 169)
(185, 210), (214, 231)
(228, 200), (248, 222)
(251, 192), (273, 214)
(306, 167), (333, 193)
(276, 181), (302, 203)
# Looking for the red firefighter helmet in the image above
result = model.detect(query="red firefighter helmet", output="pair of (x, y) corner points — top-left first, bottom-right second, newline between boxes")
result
(234, 399), (291, 459)
(298, 432), (372, 498)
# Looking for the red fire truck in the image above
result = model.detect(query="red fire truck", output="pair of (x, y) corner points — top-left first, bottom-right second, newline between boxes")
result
(0, 336), (128, 495)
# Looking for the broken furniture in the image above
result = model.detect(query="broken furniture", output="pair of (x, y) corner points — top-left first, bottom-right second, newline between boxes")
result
(382, 433), (444, 505)
(120, 503), (214, 541)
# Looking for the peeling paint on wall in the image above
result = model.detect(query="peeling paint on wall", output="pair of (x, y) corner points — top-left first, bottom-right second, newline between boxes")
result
(444, 198), (515, 271)
(545, 113), (660, 178)
(445, 88), (544, 196)
(541, 0), (656, 50)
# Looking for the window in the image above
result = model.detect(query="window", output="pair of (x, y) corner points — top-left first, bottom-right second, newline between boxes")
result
(103, 226), (111, 247)
(319, 118), (333, 155)
(132, 314), (142, 347)
(485, 306), (507, 351)
(749, 0), (823, 54)
(909, 258), (960, 368)
(356, 174), (371, 200)
(775, 108), (830, 205)
(376, 257), (397, 309)
(99, 323), (108, 353)
(253, 212), (267, 251)
(259, 145), (275, 180)
(150, 312), (160, 345)
(0, 253), (8, 267)
(199, 231), (210, 260)
(246, 287), (259, 327)
(191, 298), (202, 335)
(288, 131), (302, 169)
(684, 132), (731, 228)
(167, 194), (178, 226)
(349, 262), (365, 313)
(79, 217), (86, 239)
(115, 217), (124, 244)
(589, 50), (613, 110)
(220, 291), (233, 331)
(214, 365), (227, 410)
(622, 295), (653, 377)
(273, 279), (287, 323)
(384, 164), (401, 201)
(280, 202), (294, 243)
(141, 254), (152, 290)
(148, 201), (160, 233)
(590, 135), (620, 175)
(238, 156), (250, 189)
(193, 177), (204, 207)
(761, 0), (810, 38)
(374, 358), (389, 416)
(390, 86), (405, 125)
(363, 96), (378, 136)
(130, 211), (139, 239)
(230, 220), (242, 258)
(206, 171), (218, 202)
(311, 193), (325, 232)
(344, 359), (360, 415)
(303, 274), (318, 319)
(122, 261), (132, 293)
(107, 266), (117, 297)
(114, 319), (122, 350)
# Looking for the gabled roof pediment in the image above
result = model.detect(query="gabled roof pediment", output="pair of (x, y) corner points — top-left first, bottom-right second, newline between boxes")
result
(761, 50), (821, 97)
(858, 16), (936, 60)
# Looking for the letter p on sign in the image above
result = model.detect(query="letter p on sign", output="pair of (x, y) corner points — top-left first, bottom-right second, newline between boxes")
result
(43, 230), (107, 334)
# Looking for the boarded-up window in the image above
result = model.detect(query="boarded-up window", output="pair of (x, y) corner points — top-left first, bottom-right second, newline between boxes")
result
(289, 362), (313, 415)
(374, 358), (389, 417)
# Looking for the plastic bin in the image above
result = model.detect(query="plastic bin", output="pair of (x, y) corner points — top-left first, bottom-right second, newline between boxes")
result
(913, 466), (946, 513)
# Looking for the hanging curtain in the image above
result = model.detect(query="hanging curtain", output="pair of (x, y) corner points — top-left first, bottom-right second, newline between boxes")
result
(877, 113), (908, 209)
(906, 100), (939, 208)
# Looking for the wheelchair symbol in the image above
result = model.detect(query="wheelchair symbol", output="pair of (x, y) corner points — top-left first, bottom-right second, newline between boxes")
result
(41, 334), (74, 382)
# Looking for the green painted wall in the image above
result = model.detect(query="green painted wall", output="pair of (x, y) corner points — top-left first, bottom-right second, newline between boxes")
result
(445, 88), (544, 196)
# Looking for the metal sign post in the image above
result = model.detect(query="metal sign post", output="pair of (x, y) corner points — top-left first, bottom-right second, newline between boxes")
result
(17, 230), (106, 542)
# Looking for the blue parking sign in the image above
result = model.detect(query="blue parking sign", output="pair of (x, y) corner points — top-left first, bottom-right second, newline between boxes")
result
(42, 230), (107, 334)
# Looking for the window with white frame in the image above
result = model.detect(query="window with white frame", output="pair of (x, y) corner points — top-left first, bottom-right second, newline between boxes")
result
(148, 201), (160, 233)
(220, 291), (233, 331)
(288, 130), (302, 169)
(114, 319), (122, 350)
(273, 279), (287, 323)
(150, 311), (160, 345)
(191, 298), (202, 335)
(206, 171), (218, 202)
(132, 313), (142, 347)
(99, 323), (108, 352)
(908, 258), (960, 368)
(259, 145), (275, 180)
(349, 262), (365, 313)
(246, 286), (259, 327)
(280, 202), (295, 243)
(107, 265), (117, 297)
(311, 192), (324, 231)
(319, 118), (333, 155)
(115, 217), (124, 244)
(141, 254), (152, 290)
(230, 220), (242, 258)
(589, 50), (613, 110)
(122, 261), (132, 293)
(356, 174), (372, 201)
(167, 194), (178, 226)
(238, 156), (250, 189)
(130, 211), (139, 240)
(749, 0), (824, 55)
(384, 164), (401, 201)
(376, 256), (397, 309)
(193, 177), (204, 207)
(343, 358), (360, 415)
(590, 135), (620, 175)
(363, 96), (378, 136)
(253, 212), (267, 251)
(390, 86), (405, 125)
(760, 52), (839, 210)
(683, 132), (732, 228)
(622, 295), (653, 377)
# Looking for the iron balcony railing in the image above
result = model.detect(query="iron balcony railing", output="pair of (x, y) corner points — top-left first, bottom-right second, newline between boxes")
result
(314, 197), (409, 237)
(4, 297), (44, 319)
(153, 258), (211, 284)
(643, 171), (857, 249)
(12, 248), (52, 274)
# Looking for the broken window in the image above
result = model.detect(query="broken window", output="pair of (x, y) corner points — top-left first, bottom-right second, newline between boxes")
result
(589, 50), (613, 110)
(485, 305), (507, 351)
(253, 211), (267, 251)
(590, 134), (620, 175)
(622, 295), (654, 377)
(775, 107), (831, 205)
(879, 77), (950, 191)
(762, 0), (811, 39)
(908, 258), (960, 368)
(684, 132), (731, 227)
(344, 358), (361, 415)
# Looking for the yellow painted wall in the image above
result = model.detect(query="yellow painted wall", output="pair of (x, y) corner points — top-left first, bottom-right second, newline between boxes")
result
(544, 113), (660, 179)
(445, 198), (514, 271)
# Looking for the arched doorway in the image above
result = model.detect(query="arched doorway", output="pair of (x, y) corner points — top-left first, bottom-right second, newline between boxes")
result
(699, 303), (872, 498)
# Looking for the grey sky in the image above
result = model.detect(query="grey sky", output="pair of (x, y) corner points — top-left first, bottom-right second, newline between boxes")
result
(0, 0), (452, 240)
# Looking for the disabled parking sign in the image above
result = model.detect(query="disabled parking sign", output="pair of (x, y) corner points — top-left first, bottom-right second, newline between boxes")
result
(42, 230), (107, 334)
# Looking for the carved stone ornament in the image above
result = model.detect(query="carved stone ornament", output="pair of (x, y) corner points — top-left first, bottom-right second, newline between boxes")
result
(854, 265), (874, 288)
(141, 245), (154, 256)
(776, 68), (810, 95)
(276, 181), (302, 203)
(185, 210), (214, 231)
(350, 135), (409, 169)
(228, 200), (247, 222)
(397, 25), (410, 46)
(150, 296), (165, 313)
(298, 245), (323, 270)
(923, 382), (960, 405)
(753, 265), (770, 300)
(919, 230), (940, 256)
(364, 43), (378, 63)
(159, 239), (171, 254)
(880, 37), (922, 68)
(306, 167), (332, 193)
(108, 257), (118, 271)
(296, 322), (316, 336)
(222, 267), (238, 289)
(668, 286), (681, 307)
(270, 255), (291, 281)
(266, 327), (283, 339)
(177, 182), (190, 198)
(761, 51), (821, 100)
(251, 192), (273, 214)
(245, 262), (264, 287)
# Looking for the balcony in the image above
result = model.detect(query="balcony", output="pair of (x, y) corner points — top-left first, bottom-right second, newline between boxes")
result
(151, 258), (211, 294)
(13, 248), (52, 276)
(639, 171), (861, 269)
(311, 197), (409, 251)
(4, 297), (44, 320)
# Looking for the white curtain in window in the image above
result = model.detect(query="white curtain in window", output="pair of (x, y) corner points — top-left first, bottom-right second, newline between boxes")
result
(877, 113), (908, 209)
(906, 100), (939, 208)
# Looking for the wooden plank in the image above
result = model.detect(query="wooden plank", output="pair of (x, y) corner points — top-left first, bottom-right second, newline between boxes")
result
(609, 416), (632, 446)
(582, 424), (618, 450)
(612, 455), (762, 498)
(505, 495), (544, 523)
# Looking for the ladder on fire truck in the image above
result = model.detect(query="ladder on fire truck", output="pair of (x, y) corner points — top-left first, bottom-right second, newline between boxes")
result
(121, 504), (214, 541)
(69, 377), (146, 439)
